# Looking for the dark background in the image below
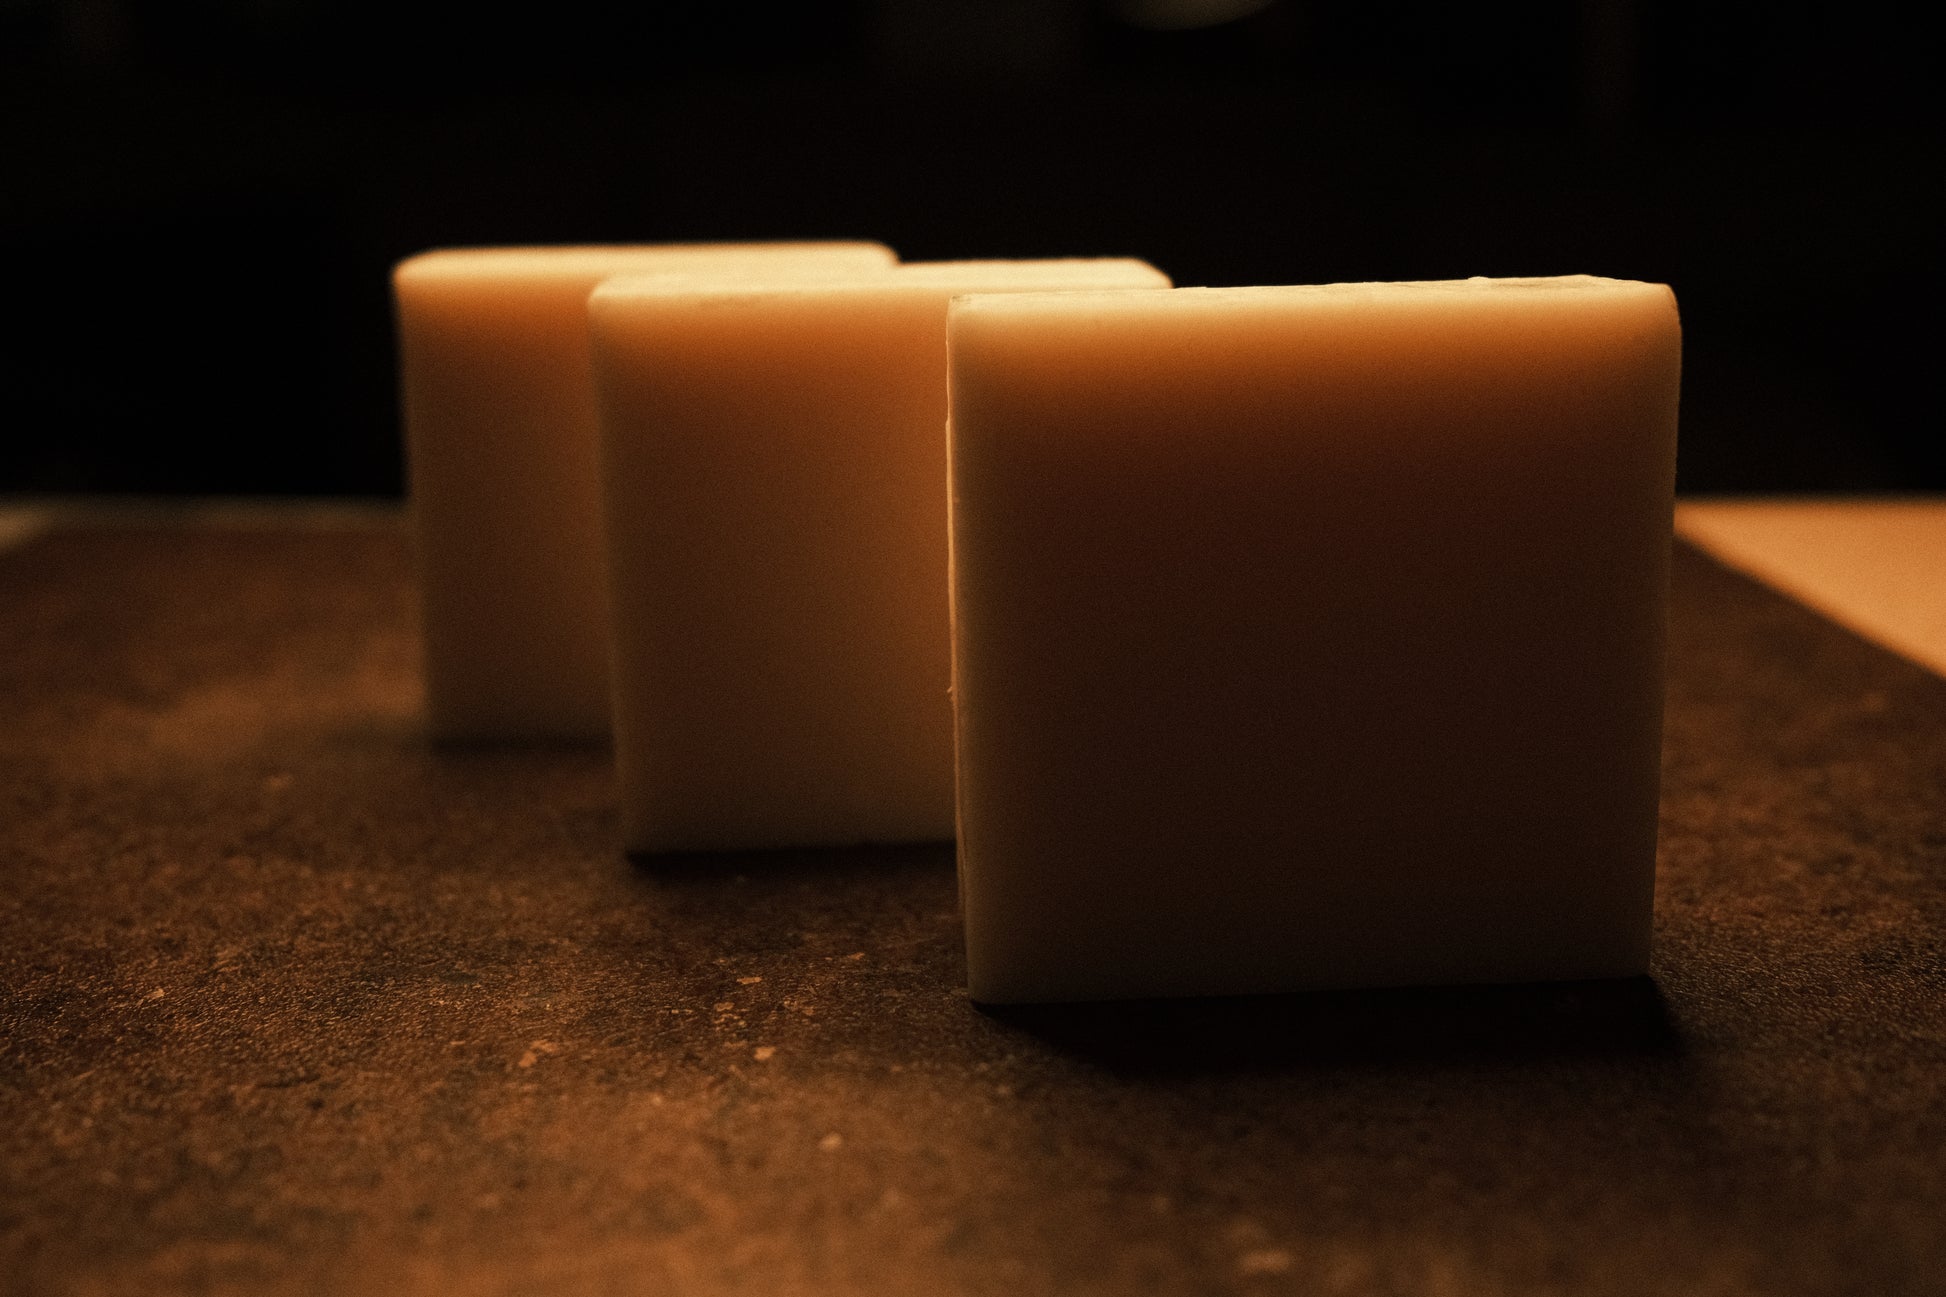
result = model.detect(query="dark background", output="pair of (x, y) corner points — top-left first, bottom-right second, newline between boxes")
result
(3, 0), (1938, 498)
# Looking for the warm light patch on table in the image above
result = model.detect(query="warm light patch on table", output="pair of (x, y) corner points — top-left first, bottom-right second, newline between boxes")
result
(1676, 498), (1946, 679)
(0, 507), (51, 553)
(948, 277), (1682, 1003)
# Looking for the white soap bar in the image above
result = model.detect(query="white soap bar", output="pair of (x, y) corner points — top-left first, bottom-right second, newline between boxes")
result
(393, 241), (898, 741)
(591, 258), (1172, 853)
(947, 277), (1682, 1003)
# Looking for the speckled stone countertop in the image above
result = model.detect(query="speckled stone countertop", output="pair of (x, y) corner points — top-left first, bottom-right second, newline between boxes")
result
(2, 516), (1942, 1296)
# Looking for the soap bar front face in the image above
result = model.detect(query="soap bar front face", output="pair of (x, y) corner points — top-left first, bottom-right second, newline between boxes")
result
(393, 241), (897, 741)
(592, 259), (1171, 853)
(947, 278), (1682, 1003)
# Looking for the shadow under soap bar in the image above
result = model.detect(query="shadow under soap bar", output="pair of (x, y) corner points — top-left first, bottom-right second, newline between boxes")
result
(393, 241), (898, 742)
(947, 277), (1682, 1003)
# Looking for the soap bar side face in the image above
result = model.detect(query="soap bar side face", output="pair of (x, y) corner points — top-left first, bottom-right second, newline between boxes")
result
(595, 288), (958, 850)
(592, 261), (1170, 853)
(395, 271), (611, 741)
(947, 279), (1682, 1003)
(392, 241), (897, 742)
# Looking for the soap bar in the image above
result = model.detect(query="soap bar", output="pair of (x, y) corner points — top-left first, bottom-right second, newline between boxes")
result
(947, 277), (1682, 1003)
(591, 258), (1171, 853)
(393, 241), (898, 741)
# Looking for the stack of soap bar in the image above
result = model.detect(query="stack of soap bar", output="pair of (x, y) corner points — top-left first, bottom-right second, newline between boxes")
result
(591, 258), (1171, 853)
(947, 277), (1682, 1003)
(393, 241), (897, 741)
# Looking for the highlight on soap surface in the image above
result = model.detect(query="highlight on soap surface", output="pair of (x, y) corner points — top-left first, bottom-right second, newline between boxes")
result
(393, 242), (899, 290)
(947, 275), (1681, 1004)
(392, 240), (898, 743)
(589, 257), (1170, 855)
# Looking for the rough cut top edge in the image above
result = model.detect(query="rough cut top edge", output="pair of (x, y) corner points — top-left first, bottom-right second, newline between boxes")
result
(946, 276), (1673, 319)
(589, 259), (1171, 305)
(393, 242), (898, 285)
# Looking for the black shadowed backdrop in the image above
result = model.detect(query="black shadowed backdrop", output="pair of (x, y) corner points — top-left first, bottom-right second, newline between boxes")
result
(2, 0), (1939, 499)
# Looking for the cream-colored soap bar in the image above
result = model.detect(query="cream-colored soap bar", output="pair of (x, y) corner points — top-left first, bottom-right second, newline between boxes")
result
(947, 276), (1682, 1003)
(393, 241), (898, 741)
(591, 258), (1171, 853)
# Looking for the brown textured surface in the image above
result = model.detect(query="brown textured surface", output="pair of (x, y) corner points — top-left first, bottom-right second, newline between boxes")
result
(2, 518), (1943, 1296)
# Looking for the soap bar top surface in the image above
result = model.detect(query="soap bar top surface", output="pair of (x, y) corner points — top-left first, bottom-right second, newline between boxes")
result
(591, 257), (1168, 309)
(395, 241), (897, 288)
(946, 274), (1681, 1003)
(948, 275), (1676, 361)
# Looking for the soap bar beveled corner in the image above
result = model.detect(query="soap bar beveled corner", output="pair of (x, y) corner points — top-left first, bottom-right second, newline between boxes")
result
(946, 277), (1682, 1004)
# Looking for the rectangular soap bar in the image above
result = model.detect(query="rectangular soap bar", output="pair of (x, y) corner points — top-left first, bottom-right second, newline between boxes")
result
(591, 258), (1172, 853)
(393, 241), (898, 741)
(947, 277), (1682, 1003)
